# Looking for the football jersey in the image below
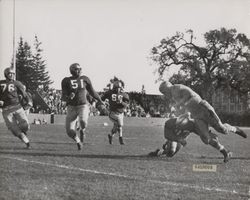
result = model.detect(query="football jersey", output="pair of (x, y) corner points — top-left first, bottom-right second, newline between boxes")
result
(102, 90), (129, 113)
(61, 75), (101, 106)
(169, 84), (202, 107)
(0, 79), (27, 109)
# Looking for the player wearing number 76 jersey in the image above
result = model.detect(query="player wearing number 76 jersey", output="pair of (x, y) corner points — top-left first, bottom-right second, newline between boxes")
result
(101, 79), (129, 145)
(61, 63), (105, 150)
(0, 67), (31, 149)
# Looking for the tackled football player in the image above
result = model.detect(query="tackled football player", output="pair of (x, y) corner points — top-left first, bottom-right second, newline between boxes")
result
(159, 81), (247, 141)
(61, 63), (105, 150)
(101, 79), (129, 145)
(0, 67), (32, 149)
(149, 112), (232, 163)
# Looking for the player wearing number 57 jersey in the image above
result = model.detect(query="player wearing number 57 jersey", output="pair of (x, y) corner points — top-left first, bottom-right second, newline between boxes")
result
(102, 80), (129, 145)
(0, 67), (31, 149)
(61, 63), (104, 150)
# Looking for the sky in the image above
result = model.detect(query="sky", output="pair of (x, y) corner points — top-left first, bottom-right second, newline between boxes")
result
(0, 0), (250, 94)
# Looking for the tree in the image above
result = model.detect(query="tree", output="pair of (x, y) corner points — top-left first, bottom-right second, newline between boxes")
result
(151, 28), (250, 102)
(14, 36), (53, 92)
(32, 35), (53, 92)
(15, 37), (34, 89)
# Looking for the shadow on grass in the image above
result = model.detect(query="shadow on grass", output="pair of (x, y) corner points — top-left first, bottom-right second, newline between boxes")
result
(0, 150), (178, 162)
(0, 149), (249, 163)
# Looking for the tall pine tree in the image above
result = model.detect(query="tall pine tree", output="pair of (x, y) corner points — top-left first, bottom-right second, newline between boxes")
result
(15, 37), (34, 89)
(32, 35), (53, 92)
(14, 36), (53, 92)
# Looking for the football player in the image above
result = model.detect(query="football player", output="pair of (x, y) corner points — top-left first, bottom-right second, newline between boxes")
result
(101, 79), (129, 145)
(61, 63), (105, 150)
(149, 113), (233, 163)
(159, 81), (247, 146)
(0, 67), (31, 149)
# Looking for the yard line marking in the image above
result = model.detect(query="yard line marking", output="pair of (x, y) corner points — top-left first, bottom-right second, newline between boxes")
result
(1, 155), (249, 197)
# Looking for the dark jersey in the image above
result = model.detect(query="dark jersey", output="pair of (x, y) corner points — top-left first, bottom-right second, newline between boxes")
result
(102, 89), (129, 113)
(0, 79), (28, 109)
(61, 75), (102, 106)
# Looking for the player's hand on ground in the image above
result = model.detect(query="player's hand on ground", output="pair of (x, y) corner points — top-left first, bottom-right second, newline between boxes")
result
(0, 101), (4, 107)
(148, 149), (161, 157)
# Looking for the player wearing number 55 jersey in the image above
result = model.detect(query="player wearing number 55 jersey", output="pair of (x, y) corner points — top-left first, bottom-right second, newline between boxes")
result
(102, 80), (129, 145)
(61, 63), (104, 150)
(0, 67), (31, 149)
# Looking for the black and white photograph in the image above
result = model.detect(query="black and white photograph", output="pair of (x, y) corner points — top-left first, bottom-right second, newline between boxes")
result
(0, 0), (250, 199)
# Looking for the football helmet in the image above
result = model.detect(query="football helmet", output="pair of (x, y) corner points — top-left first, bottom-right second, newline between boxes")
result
(4, 67), (15, 80)
(69, 63), (81, 77)
(112, 80), (124, 92)
(159, 81), (172, 95)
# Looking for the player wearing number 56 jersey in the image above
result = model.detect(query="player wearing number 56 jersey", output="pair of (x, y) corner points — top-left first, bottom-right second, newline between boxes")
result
(61, 63), (104, 150)
(102, 80), (129, 145)
(0, 67), (31, 149)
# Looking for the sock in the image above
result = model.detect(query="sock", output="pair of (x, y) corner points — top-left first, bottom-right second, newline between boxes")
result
(20, 133), (29, 144)
(74, 136), (81, 143)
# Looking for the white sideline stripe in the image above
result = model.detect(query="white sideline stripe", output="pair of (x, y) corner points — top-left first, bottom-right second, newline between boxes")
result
(1, 155), (249, 197)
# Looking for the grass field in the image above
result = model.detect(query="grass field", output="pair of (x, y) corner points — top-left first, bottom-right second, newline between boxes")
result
(0, 116), (249, 200)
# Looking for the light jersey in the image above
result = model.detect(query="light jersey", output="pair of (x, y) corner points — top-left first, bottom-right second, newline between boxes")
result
(102, 90), (129, 113)
(169, 84), (202, 107)
(0, 79), (27, 109)
(61, 75), (100, 106)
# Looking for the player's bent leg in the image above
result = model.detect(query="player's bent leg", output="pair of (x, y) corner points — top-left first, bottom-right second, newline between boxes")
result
(66, 106), (82, 150)
(108, 123), (118, 144)
(208, 131), (232, 163)
(166, 141), (182, 157)
(223, 123), (247, 138)
(194, 119), (211, 145)
(79, 120), (87, 143)
(15, 108), (30, 134)
(117, 125), (124, 145)
(3, 109), (30, 148)
(78, 104), (90, 143)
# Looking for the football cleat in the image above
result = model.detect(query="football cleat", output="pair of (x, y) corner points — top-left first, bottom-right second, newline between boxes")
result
(77, 142), (83, 150)
(119, 137), (124, 145)
(235, 127), (247, 138)
(108, 134), (113, 144)
(26, 142), (31, 149)
(119, 136), (124, 145)
(220, 149), (232, 163)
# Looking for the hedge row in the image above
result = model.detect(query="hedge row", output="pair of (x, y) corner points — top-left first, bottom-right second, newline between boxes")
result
(218, 112), (250, 127)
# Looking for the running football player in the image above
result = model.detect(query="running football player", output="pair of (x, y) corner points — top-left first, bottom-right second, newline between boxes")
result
(101, 79), (129, 145)
(159, 81), (247, 146)
(0, 67), (31, 149)
(61, 63), (105, 150)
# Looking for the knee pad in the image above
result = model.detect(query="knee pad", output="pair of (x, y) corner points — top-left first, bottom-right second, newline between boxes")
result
(19, 121), (30, 133)
(79, 120), (87, 130)
(10, 129), (22, 138)
(67, 129), (77, 139)
(116, 125), (122, 133)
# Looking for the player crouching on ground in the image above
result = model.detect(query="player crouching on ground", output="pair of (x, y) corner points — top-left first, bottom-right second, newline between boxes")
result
(100, 79), (129, 145)
(148, 112), (233, 163)
(0, 67), (31, 149)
